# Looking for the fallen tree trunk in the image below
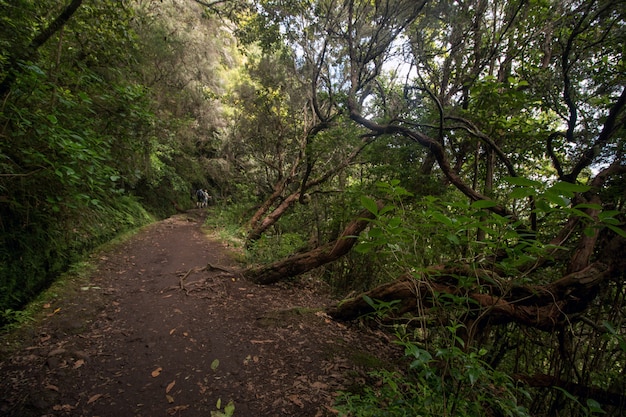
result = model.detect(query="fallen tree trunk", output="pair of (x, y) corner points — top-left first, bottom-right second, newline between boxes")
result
(241, 201), (383, 285)
(327, 262), (611, 331)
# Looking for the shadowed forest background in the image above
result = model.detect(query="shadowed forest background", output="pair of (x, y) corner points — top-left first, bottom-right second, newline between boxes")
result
(1, 0), (625, 416)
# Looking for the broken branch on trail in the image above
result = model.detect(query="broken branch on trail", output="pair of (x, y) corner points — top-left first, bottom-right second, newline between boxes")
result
(241, 201), (383, 285)
(178, 262), (236, 294)
(327, 262), (612, 331)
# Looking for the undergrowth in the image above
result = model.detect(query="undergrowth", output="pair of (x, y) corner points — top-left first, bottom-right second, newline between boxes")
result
(0, 196), (153, 329)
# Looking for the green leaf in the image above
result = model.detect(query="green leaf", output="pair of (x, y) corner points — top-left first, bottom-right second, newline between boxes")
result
(606, 224), (626, 238)
(602, 320), (616, 334)
(552, 386), (579, 403)
(211, 359), (220, 371)
(542, 191), (569, 207)
(432, 212), (454, 227)
(471, 199), (498, 209)
(224, 400), (235, 416)
(535, 199), (552, 213)
(446, 233), (460, 245)
(387, 217), (402, 228)
(363, 295), (375, 308)
(467, 367), (481, 385)
(586, 399), (605, 414)
(355, 241), (376, 254)
(598, 210), (621, 221)
(510, 187), (535, 199)
(550, 181), (591, 194)
(360, 196), (379, 215)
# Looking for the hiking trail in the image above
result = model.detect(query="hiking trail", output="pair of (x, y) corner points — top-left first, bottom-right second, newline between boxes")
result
(0, 211), (400, 417)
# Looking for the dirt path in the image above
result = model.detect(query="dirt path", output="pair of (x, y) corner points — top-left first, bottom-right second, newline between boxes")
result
(0, 211), (400, 417)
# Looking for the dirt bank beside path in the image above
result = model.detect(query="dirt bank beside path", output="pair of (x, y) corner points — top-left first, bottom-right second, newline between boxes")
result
(1, 211), (400, 417)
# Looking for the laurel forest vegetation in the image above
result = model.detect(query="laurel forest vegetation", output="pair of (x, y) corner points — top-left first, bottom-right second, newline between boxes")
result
(1, 0), (625, 415)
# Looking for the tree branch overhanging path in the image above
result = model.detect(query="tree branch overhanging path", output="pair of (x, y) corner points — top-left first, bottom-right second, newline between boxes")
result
(206, 1), (626, 412)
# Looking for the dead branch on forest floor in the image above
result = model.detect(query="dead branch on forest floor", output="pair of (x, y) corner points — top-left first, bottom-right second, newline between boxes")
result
(178, 263), (236, 295)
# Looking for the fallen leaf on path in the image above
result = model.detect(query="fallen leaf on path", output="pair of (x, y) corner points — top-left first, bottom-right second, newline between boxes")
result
(87, 394), (102, 404)
(166, 380), (176, 394)
(167, 405), (189, 415)
(45, 384), (59, 392)
(53, 404), (75, 412)
(47, 307), (61, 317)
(151, 367), (163, 377)
(289, 394), (304, 407)
(169, 328), (176, 335)
(211, 359), (220, 371)
(324, 405), (341, 415)
(48, 348), (66, 357)
(166, 394), (175, 403)
(74, 359), (85, 369)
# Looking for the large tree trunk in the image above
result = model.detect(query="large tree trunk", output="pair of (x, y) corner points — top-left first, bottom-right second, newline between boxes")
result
(241, 202), (382, 284)
(327, 262), (611, 331)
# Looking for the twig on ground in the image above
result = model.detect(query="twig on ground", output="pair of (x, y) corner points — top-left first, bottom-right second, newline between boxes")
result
(178, 263), (236, 295)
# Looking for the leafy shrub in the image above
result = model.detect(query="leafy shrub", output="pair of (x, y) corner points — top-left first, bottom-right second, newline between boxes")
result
(247, 232), (306, 264)
(335, 324), (532, 417)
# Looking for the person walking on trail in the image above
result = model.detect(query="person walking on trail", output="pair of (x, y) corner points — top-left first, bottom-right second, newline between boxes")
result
(195, 189), (211, 208)
(196, 189), (207, 208)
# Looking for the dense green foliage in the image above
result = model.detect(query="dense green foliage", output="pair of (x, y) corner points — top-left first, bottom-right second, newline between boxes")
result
(222, 0), (626, 415)
(1, 0), (625, 415)
(0, 0), (236, 325)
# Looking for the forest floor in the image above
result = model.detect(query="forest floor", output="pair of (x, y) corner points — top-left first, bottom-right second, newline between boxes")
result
(0, 210), (402, 417)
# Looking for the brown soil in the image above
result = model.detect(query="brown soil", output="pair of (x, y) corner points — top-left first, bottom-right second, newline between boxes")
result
(0, 210), (401, 417)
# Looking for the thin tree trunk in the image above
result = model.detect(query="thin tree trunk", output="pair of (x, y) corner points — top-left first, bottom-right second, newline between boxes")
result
(248, 178), (289, 230)
(247, 192), (301, 243)
(246, 137), (375, 245)
(477, 147), (494, 241)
